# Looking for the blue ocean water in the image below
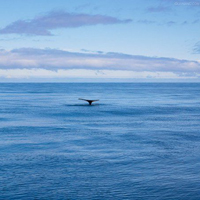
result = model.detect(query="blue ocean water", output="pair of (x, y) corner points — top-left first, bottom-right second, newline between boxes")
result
(0, 83), (200, 200)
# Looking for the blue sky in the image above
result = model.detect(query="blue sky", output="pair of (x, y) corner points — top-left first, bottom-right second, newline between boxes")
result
(0, 0), (199, 81)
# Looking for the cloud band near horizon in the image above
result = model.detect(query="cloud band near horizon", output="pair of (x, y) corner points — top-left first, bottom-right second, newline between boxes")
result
(0, 48), (199, 79)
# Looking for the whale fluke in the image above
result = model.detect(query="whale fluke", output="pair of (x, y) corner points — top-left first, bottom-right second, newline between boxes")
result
(79, 98), (99, 105)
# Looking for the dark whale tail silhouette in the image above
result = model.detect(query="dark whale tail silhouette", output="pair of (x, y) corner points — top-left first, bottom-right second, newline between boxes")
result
(79, 98), (99, 105)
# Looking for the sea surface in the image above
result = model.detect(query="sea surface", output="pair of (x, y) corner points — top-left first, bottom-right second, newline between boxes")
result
(0, 83), (200, 200)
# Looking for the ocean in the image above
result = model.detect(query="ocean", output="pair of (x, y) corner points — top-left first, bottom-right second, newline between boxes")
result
(0, 83), (200, 200)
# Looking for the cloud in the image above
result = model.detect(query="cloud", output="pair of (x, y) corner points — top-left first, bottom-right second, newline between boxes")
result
(193, 19), (200, 24)
(166, 20), (176, 26)
(74, 3), (91, 11)
(137, 20), (156, 24)
(136, 19), (178, 26)
(181, 20), (188, 25)
(193, 42), (200, 53)
(0, 48), (199, 76)
(147, 5), (171, 13)
(1, 68), (198, 80)
(0, 11), (132, 36)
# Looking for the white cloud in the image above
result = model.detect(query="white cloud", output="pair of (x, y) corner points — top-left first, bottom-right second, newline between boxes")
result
(0, 48), (200, 80)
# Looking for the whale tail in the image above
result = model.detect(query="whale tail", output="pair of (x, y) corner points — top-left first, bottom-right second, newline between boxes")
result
(79, 98), (99, 105)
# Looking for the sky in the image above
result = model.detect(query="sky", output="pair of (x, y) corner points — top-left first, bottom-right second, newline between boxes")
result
(0, 0), (199, 82)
